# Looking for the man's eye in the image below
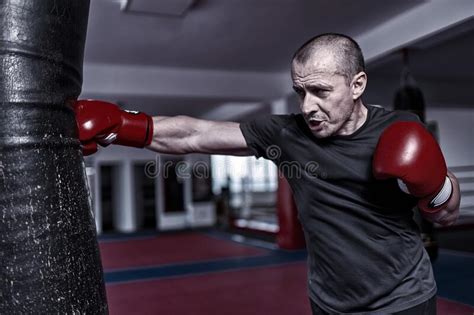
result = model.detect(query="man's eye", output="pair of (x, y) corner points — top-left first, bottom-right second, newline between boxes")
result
(317, 90), (329, 97)
(294, 89), (305, 98)
(310, 88), (329, 98)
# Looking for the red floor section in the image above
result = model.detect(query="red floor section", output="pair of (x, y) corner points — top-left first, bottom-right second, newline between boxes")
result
(106, 262), (311, 315)
(102, 233), (474, 314)
(105, 261), (474, 315)
(99, 233), (267, 270)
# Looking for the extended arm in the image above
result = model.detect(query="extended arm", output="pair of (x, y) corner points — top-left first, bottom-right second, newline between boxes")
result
(72, 99), (252, 156)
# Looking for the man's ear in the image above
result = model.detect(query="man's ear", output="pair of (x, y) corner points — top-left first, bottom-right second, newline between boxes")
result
(351, 72), (367, 100)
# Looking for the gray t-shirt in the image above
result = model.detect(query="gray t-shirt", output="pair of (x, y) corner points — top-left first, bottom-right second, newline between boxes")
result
(239, 104), (436, 314)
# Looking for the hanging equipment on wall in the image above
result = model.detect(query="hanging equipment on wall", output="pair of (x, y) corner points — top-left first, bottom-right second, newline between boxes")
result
(393, 49), (426, 123)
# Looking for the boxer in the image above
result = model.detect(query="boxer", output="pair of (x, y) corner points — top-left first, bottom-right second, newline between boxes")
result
(73, 33), (460, 315)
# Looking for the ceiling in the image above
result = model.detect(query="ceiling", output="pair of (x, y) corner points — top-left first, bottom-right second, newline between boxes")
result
(367, 18), (474, 81)
(84, 0), (424, 72)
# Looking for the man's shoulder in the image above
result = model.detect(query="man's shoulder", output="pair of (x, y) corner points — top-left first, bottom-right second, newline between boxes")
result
(368, 104), (420, 123)
(261, 113), (300, 124)
(239, 113), (304, 160)
(244, 113), (301, 130)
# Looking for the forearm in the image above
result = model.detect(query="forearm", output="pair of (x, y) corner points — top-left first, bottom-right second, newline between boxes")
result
(146, 116), (198, 154)
(146, 115), (251, 156)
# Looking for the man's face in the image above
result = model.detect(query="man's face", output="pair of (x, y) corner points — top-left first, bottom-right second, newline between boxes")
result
(291, 54), (356, 138)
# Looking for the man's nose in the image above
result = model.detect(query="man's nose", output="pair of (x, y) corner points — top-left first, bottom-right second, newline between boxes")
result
(301, 94), (319, 116)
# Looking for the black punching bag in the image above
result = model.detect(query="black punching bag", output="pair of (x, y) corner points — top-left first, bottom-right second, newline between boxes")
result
(0, 1), (108, 313)
(393, 49), (426, 123)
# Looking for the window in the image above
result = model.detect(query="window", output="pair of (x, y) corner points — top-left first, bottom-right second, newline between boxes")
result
(211, 155), (277, 194)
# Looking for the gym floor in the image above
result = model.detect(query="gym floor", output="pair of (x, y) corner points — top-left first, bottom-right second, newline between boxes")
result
(99, 229), (474, 315)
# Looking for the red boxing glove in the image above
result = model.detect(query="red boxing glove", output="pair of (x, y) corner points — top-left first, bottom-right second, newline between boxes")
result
(72, 99), (154, 155)
(373, 121), (453, 219)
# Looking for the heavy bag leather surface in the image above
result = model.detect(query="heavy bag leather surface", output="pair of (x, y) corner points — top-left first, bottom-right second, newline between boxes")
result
(0, 1), (108, 313)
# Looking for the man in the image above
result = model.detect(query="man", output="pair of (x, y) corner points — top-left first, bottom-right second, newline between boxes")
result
(73, 34), (460, 314)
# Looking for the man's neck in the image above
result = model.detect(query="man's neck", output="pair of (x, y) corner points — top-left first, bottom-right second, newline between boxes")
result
(337, 100), (368, 136)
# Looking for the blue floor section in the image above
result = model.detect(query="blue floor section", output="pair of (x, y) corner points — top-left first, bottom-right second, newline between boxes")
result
(104, 230), (307, 284)
(432, 250), (474, 305)
(98, 230), (159, 242)
(105, 250), (307, 284)
(102, 231), (474, 307)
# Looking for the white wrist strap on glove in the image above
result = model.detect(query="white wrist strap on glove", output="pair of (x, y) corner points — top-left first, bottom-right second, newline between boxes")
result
(397, 176), (452, 208)
(428, 176), (452, 208)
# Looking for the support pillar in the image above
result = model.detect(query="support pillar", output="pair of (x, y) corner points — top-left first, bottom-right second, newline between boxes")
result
(113, 161), (138, 232)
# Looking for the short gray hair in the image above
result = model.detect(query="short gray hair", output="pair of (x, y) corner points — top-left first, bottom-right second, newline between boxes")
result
(292, 33), (365, 84)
